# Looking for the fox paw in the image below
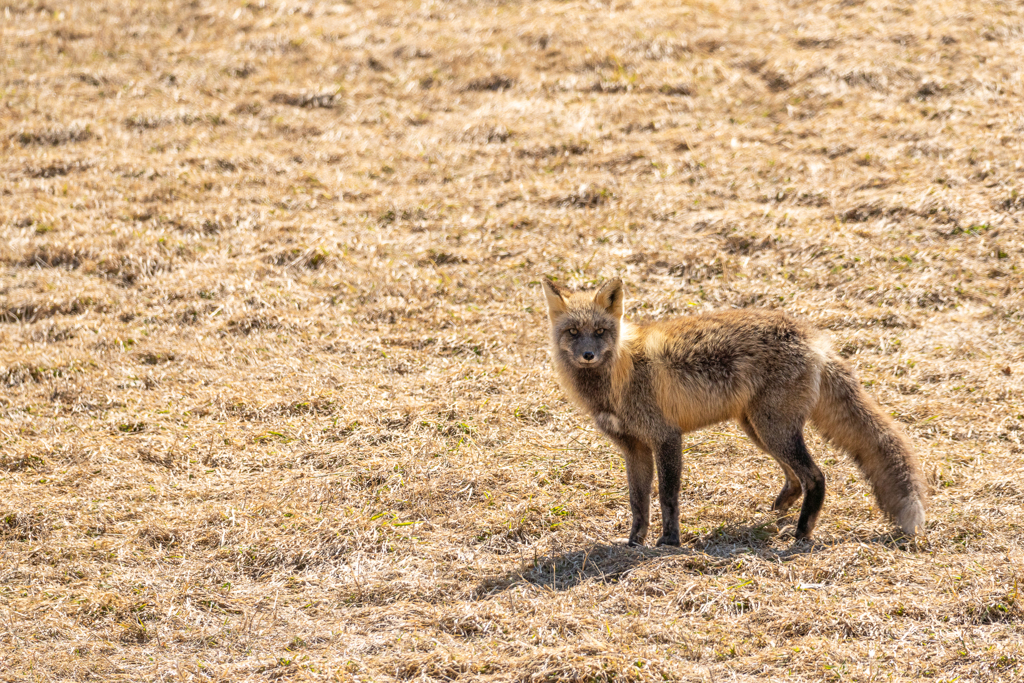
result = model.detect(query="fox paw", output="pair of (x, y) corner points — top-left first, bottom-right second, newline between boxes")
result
(655, 535), (680, 547)
(793, 530), (815, 543)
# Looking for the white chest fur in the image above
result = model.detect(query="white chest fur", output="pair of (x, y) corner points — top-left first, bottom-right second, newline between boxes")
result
(594, 411), (622, 435)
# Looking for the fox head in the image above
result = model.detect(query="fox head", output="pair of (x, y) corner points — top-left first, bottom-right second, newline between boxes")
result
(542, 277), (624, 369)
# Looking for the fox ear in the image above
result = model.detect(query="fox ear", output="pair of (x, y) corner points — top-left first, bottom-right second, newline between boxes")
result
(594, 278), (624, 317)
(542, 278), (568, 319)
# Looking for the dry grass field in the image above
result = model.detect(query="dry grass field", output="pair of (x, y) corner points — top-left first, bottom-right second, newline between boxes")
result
(2, 0), (1023, 680)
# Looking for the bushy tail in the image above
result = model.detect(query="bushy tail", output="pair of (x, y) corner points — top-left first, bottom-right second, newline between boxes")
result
(811, 355), (927, 534)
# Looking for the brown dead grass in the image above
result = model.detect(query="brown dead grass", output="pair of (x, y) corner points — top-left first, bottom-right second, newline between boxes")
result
(1, 0), (1023, 680)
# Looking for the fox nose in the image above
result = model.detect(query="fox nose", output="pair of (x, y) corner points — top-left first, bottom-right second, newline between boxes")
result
(582, 351), (595, 361)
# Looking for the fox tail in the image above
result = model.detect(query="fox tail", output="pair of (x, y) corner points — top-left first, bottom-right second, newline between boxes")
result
(811, 355), (927, 534)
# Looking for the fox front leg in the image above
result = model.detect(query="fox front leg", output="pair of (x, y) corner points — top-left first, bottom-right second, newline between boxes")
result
(612, 434), (654, 546)
(654, 432), (683, 547)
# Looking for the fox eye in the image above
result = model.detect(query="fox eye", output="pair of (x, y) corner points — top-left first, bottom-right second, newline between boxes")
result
(568, 328), (578, 337)
(595, 328), (605, 337)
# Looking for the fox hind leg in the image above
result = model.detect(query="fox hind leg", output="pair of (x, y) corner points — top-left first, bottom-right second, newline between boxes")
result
(745, 411), (826, 540)
(739, 415), (802, 513)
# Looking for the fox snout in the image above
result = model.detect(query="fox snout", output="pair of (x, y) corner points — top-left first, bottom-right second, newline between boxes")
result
(573, 338), (605, 366)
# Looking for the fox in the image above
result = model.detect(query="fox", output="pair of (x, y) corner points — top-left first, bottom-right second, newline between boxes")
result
(542, 277), (927, 546)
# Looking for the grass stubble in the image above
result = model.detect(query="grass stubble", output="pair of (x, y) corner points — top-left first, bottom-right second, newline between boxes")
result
(1, 0), (1023, 680)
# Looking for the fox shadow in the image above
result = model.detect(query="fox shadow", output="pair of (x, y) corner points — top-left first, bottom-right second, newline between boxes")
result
(476, 517), (917, 595)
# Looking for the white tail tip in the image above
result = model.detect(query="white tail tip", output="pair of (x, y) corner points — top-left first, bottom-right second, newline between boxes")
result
(897, 500), (926, 535)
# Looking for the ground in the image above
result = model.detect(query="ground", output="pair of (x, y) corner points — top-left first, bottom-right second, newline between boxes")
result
(1, 0), (1023, 681)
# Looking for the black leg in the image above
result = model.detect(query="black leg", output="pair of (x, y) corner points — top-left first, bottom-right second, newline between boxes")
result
(791, 435), (826, 540)
(655, 432), (683, 547)
(769, 435), (824, 539)
(610, 434), (653, 547)
(738, 415), (802, 513)
(747, 411), (826, 540)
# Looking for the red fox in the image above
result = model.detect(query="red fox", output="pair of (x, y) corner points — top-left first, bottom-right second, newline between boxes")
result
(542, 277), (927, 546)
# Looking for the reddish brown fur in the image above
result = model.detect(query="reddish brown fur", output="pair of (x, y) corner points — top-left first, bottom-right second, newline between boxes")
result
(543, 278), (927, 545)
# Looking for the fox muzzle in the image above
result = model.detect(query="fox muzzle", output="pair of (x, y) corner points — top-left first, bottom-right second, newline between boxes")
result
(573, 341), (605, 366)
